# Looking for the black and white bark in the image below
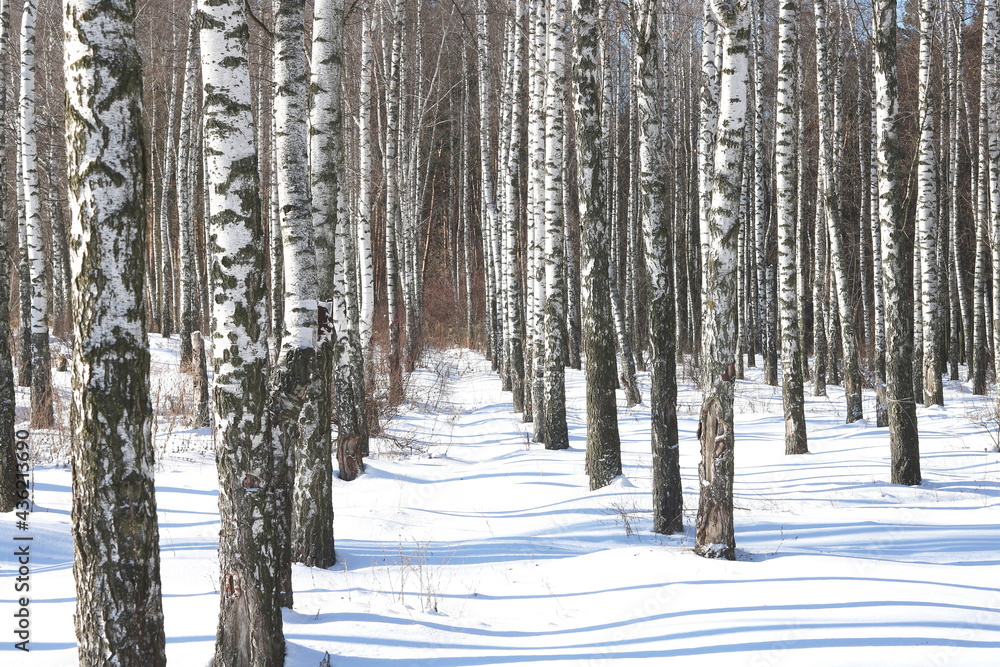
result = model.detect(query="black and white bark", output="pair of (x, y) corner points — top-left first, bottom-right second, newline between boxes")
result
(64, 0), (166, 658)
(177, 4), (199, 371)
(574, 0), (622, 490)
(815, 0), (862, 422)
(269, 0), (319, 606)
(636, 0), (682, 533)
(20, 0), (53, 428)
(873, 0), (921, 485)
(0, 0), (16, 513)
(199, 0), (284, 658)
(917, 0), (942, 406)
(385, 0), (405, 404)
(695, 0), (748, 561)
(501, 6), (526, 414)
(543, 0), (569, 449)
(776, 0), (808, 455)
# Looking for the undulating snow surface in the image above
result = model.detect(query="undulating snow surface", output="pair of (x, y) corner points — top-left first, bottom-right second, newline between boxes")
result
(2, 337), (1000, 665)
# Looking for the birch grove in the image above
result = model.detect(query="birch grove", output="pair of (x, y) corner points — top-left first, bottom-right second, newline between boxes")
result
(6, 0), (1000, 656)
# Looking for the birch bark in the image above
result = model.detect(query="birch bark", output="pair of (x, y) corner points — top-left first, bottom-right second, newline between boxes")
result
(199, 0), (284, 657)
(65, 0), (166, 659)
(695, 0), (748, 561)
(874, 0), (921, 485)
(574, 0), (622, 490)
(776, 0), (808, 454)
(636, 0), (682, 533)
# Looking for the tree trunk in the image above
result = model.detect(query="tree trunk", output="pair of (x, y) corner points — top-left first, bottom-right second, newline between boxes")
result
(777, 0), (808, 455)
(874, 0), (921, 485)
(177, 6), (198, 371)
(65, 0), (167, 658)
(695, 0), (748, 561)
(20, 0), (53, 429)
(543, 0), (569, 449)
(0, 0), (20, 514)
(199, 0), (285, 658)
(269, 0), (319, 608)
(573, 0), (622, 490)
(636, 0), (682, 533)
(816, 0), (863, 422)
(916, 0), (943, 407)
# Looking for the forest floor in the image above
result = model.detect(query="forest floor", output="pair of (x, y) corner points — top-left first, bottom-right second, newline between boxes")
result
(3, 337), (1000, 666)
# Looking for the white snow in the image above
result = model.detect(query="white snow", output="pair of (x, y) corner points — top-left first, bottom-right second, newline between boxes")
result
(2, 339), (999, 665)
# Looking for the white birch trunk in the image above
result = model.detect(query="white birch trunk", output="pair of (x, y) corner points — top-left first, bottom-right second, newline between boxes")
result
(20, 0), (52, 428)
(917, 0), (942, 406)
(64, 0), (166, 658)
(695, 0), (748, 561)
(776, 0), (808, 455)
(358, 8), (375, 353)
(543, 0), (568, 449)
(198, 0), (284, 657)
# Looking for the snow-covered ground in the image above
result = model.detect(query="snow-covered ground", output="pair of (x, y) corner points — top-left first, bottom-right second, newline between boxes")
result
(2, 337), (1000, 665)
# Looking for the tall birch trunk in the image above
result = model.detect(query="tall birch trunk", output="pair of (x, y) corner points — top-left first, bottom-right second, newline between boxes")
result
(158, 61), (179, 339)
(385, 0), (405, 404)
(177, 4), (198, 371)
(753, 2), (775, 386)
(870, 93), (889, 424)
(527, 0), (547, 440)
(543, 0), (569, 449)
(695, 0), (748, 561)
(502, 7), (526, 414)
(0, 0), (17, 513)
(777, 0), (808, 455)
(357, 10), (374, 351)
(916, 0), (942, 406)
(199, 0), (284, 658)
(816, 0), (863, 421)
(985, 0), (1000, 410)
(574, 0), (622, 490)
(20, 0), (53, 428)
(874, 0), (921, 485)
(636, 0), (682, 533)
(64, 0), (166, 659)
(477, 0), (502, 370)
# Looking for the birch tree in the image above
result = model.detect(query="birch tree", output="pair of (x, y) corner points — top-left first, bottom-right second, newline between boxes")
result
(917, 0), (942, 406)
(695, 0), (748, 561)
(268, 0), (320, 608)
(358, 6), (375, 355)
(0, 0), (20, 514)
(816, 0), (862, 422)
(176, 7), (199, 371)
(477, 0), (502, 371)
(502, 6), (526, 414)
(300, 0), (341, 560)
(985, 0), (1000, 408)
(199, 0), (284, 658)
(543, 0), (569, 449)
(776, 0), (808, 454)
(873, 0), (920, 486)
(64, 0), (166, 658)
(574, 0), (622, 490)
(527, 0), (548, 439)
(21, 0), (54, 428)
(385, 0), (405, 404)
(313, 0), (367, 488)
(636, 0), (682, 533)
